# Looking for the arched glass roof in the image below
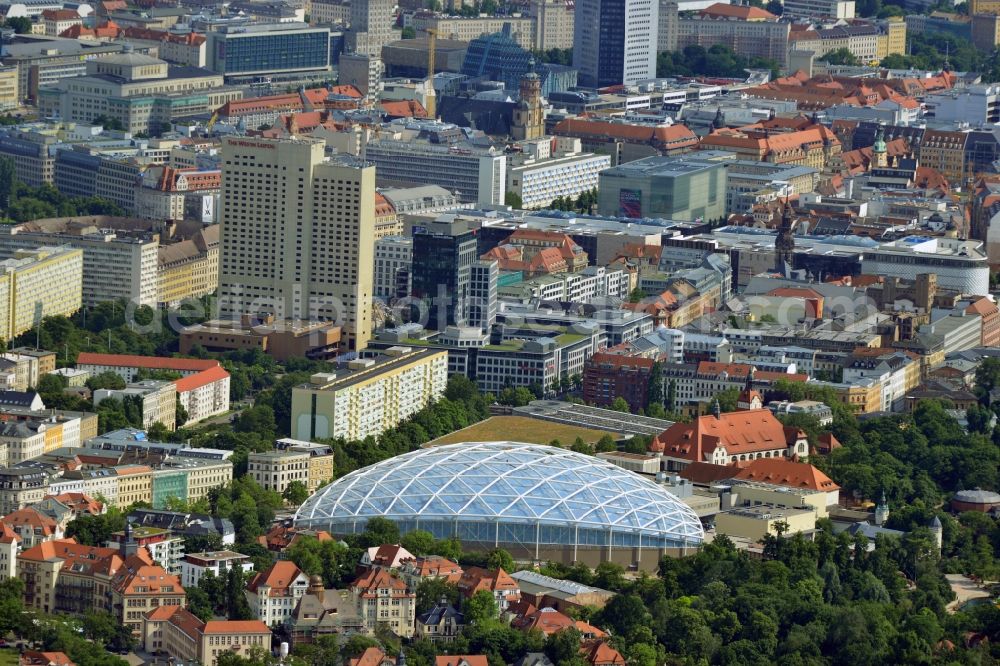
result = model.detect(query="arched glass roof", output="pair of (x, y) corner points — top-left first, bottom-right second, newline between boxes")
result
(294, 441), (704, 547)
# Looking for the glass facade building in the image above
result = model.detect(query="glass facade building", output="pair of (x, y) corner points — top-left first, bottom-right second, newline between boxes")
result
(293, 442), (704, 556)
(208, 24), (330, 77)
(410, 219), (480, 331)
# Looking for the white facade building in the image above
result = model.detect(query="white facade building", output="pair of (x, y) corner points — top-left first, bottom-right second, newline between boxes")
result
(506, 151), (611, 209)
(180, 550), (254, 589)
(374, 235), (412, 300)
(860, 237), (990, 296)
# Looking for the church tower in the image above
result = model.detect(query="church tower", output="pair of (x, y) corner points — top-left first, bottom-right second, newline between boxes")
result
(872, 124), (888, 169)
(512, 60), (544, 141)
(774, 199), (796, 274)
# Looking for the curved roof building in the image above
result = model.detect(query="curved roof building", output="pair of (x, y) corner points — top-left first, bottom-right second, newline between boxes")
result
(294, 441), (704, 569)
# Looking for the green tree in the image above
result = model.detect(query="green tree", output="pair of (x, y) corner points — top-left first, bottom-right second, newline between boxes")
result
(4, 17), (31, 33)
(86, 371), (126, 391)
(820, 47), (861, 66)
(486, 547), (514, 572)
(401, 26), (416, 38)
(282, 480), (310, 506)
(401, 529), (436, 556)
(416, 577), (460, 615)
(610, 397), (630, 413)
(464, 589), (500, 625)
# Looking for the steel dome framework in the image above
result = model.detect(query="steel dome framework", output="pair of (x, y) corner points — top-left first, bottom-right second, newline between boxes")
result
(293, 441), (704, 555)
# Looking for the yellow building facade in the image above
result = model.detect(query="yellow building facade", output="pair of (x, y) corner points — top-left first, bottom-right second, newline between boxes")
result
(0, 247), (82, 341)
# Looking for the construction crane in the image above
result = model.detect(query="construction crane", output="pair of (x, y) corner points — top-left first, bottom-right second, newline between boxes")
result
(426, 28), (437, 120)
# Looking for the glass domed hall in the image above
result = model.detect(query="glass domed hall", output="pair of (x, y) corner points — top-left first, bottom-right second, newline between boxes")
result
(293, 441), (704, 568)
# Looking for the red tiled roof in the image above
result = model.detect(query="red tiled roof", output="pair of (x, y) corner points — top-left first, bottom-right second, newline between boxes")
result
(111, 555), (183, 596)
(436, 658), (488, 666)
(2, 508), (57, 535)
(458, 567), (520, 597)
(248, 561), (304, 597)
(733, 458), (840, 491)
(76, 353), (218, 372)
(19, 652), (75, 666)
(42, 9), (79, 19)
(351, 648), (394, 666)
(173, 365), (230, 393)
(203, 620), (270, 634)
(699, 2), (776, 19)
(651, 409), (805, 461)
(352, 568), (410, 596)
(19, 538), (123, 577)
(380, 99), (428, 118)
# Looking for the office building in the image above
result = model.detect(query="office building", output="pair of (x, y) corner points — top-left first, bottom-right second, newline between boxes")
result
(526, 0), (576, 49)
(506, 140), (611, 209)
(597, 154), (728, 221)
(206, 23), (331, 81)
(924, 85), (1000, 125)
(180, 551), (253, 589)
(1, 35), (124, 103)
(347, 0), (393, 56)
(410, 218), (480, 331)
(362, 121), (506, 206)
(0, 220), (157, 307)
(782, 0), (855, 18)
(0, 67), (17, 112)
(290, 347), (448, 442)
(37, 52), (240, 136)
(374, 235), (413, 300)
(412, 15), (537, 50)
(461, 26), (573, 97)
(677, 10), (790, 67)
(0, 247), (82, 341)
(573, 0), (658, 87)
(219, 136), (376, 351)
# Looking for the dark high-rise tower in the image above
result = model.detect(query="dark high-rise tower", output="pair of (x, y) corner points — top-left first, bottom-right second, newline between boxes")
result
(775, 199), (796, 273)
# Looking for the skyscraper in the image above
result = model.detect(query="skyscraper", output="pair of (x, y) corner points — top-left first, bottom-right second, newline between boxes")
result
(410, 218), (489, 331)
(347, 0), (394, 57)
(219, 136), (375, 350)
(573, 0), (658, 88)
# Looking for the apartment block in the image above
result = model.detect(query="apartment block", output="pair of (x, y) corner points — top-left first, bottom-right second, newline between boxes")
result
(219, 136), (375, 351)
(158, 226), (220, 307)
(245, 561), (309, 627)
(248, 451), (310, 496)
(350, 568), (416, 638)
(0, 247), (82, 341)
(506, 144), (611, 209)
(374, 235), (412, 300)
(0, 220), (159, 308)
(291, 347), (448, 442)
(93, 380), (177, 431)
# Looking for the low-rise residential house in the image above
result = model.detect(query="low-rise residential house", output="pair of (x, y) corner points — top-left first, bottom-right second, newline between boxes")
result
(110, 551), (186, 635)
(350, 568), (416, 638)
(246, 561), (309, 627)
(457, 567), (521, 612)
(361, 544), (415, 570)
(180, 550), (253, 588)
(1, 507), (61, 548)
(397, 555), (463, 588)
(416, 599), (464, 642)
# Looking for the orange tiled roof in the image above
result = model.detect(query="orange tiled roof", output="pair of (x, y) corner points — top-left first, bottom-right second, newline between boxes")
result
(380, 99), (428, 118)
(3, 507), (58, 535)
(19, 538), (123, 576)
(45, 492), (103, 515)
(76, 353), (219, 372)
(965, 297), (998, 316)
(401, 555), (463, 581)
(20, 652), (75, 666)
(458, 567), (520, 596)
(436, 658), (488, 666)
(699, 2), (776, 19)
(110, 555), (182, 596)
(203, 620), (270, 634)
(513, 607), (607, 637)
(42, 9), (79, 19)
(0, 522), (19, 545)
(581, 640), (626, 666)
(733, 458), (840, 491)
(248, 561), (304, 597)
(352, 568), (410, 596)
(351, 648), (394, 666)
(651, 409), (804, 461)
(173, 364), (230, 393)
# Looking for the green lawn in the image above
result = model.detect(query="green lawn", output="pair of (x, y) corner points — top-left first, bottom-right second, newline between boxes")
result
(0, 648), (19, 666)
(426, 415), (619, 446)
